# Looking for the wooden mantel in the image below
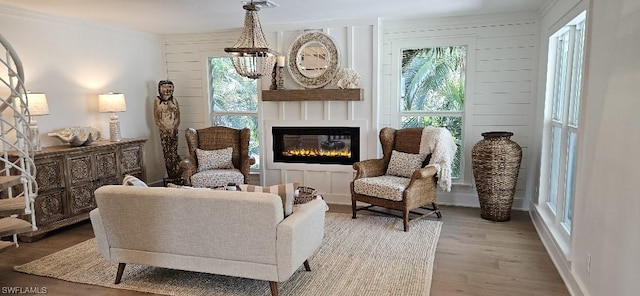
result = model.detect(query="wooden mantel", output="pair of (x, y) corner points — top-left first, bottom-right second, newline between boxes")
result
(261, 88), (363, 101)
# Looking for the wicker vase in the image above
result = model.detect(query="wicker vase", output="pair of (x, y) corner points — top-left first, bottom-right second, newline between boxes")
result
(472, 132), (522, 222)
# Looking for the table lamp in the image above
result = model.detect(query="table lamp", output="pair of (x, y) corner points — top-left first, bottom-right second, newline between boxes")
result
(98, 92), (127, 142)
(27, 92), (49, 151)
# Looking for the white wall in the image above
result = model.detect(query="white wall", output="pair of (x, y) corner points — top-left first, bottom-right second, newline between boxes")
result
(531, 0), (640, 295)
(381, 12), (540, 209)
(0, 5), (166, 183)
(573, 1), (640, 294)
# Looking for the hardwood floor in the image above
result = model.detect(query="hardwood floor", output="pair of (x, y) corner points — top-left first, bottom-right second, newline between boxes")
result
(0, 205), (569, 296)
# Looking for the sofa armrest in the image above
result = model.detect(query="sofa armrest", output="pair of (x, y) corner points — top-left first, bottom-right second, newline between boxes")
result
(89, 209), (110, 259)
(179, 156), (197, 186)
(353, 158), (386, 179)
(276, 199), (326, 281)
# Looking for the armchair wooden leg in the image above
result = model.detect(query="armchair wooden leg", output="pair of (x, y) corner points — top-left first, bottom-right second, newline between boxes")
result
(403, 209), (409, 232)
(269, 281), (278, 296)
(303, 259), (311, 271)
(114, 263), (126, 284)
(352, 199), (357, 219)
(433, 202), (442, 218)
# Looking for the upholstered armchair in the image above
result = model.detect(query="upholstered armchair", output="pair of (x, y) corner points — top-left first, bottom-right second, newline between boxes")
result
(351, 127), (445, 232)
(179, 126), (254, 188)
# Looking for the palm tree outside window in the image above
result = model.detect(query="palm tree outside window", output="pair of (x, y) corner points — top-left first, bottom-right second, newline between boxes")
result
(400, 46), (466, 178)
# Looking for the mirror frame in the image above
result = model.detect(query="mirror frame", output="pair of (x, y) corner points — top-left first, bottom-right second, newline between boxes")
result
(287, 31), (340, 89)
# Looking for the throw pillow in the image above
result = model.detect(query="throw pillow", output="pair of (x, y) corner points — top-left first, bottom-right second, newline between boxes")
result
(386, 150), (427, 178)
(122, 175), (148, 187)
(238, 183), (299, 217)
(196, 147), (234, 172)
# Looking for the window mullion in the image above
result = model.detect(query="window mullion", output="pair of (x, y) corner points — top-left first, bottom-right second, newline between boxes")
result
(212, 111), (258, 116)
(554, 24), (578, 227)
(400, 110), (463, 116)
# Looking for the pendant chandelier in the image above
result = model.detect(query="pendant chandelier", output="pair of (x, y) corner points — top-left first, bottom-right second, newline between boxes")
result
(224, 1), (278, 79)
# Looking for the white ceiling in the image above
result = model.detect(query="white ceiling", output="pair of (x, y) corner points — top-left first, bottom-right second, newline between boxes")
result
(0, 0), (548, 35)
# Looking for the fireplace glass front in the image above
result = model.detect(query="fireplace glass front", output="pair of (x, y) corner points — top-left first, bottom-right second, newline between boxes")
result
(272, 126), (360, 165)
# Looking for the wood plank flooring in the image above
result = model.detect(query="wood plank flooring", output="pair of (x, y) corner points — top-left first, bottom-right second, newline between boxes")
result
(0, 205), (569, 296)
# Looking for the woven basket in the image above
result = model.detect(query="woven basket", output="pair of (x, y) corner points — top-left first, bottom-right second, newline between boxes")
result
(471, 132), (522, 222)
(294, 186), (317, 204)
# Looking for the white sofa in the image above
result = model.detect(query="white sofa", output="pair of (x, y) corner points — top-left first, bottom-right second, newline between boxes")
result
(90, 185), (326, 296)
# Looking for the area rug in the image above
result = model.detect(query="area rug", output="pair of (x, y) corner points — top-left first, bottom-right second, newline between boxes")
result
(14, 213), (442, 296)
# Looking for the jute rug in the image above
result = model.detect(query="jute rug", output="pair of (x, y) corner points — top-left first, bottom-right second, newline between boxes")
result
(14, 213), (442, 296)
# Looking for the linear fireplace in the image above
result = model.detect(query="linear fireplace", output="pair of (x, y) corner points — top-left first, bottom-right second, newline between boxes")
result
(272, 126), (360, 165)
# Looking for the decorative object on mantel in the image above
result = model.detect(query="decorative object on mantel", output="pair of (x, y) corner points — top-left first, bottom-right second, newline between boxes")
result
(276, 55), (286, 89)
(332, 68), (361, 89)
(269, 56), (286, 90)
(261, 88), (363, 101)
(471, 131), (522, 222)
(48, 126), (101, 146)
(153, 80), (182, 180)
(224, 0), (279, 79)
(98, 92), (126, 142)
(287, 31), (340, 89)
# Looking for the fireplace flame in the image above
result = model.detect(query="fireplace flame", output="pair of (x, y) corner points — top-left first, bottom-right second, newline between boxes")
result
(284, 148), (351, 158)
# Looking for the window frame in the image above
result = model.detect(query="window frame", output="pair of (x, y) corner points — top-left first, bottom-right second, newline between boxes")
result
(391, 37), (476, 185)
(207, 56), (261, 171)
(536, 11), (586, 258)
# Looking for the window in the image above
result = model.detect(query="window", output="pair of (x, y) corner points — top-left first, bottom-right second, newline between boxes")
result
(540, 12), (586, 236)
(399, 46), (466, 178)
(208, 57), (260, 168)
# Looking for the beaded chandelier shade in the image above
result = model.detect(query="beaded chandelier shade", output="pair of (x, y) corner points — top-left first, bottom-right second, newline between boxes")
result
(224, 2), (278, 79)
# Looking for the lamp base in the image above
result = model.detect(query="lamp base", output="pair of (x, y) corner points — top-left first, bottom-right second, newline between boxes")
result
(29, 121), (42, 151)
(109, 114), (121, 142)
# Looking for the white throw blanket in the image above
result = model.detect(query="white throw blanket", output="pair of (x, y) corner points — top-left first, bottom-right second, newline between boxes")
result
(419, 126), (457, 192)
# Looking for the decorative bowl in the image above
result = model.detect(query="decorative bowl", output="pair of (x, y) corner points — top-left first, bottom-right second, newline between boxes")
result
(48, 127), (101, 146)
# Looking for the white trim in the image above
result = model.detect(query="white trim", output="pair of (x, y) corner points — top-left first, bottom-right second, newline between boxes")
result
(537, 10), (586, 260)
(264, 120), (368, 172)
(530, 202), (588, 296)
(389, 35), (478, 184)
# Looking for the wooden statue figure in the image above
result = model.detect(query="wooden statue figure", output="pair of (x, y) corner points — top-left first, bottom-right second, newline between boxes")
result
(154, 80), (181, 180)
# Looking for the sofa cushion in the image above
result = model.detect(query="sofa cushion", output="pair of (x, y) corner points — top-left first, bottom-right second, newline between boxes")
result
(190, 169), (244, 188)
(196, 147), (234, 172)
(353, 175), (410, 201)
(239, 183), (299, 216)
(122, 175), (147, 187)
(386, 150), (426, 178)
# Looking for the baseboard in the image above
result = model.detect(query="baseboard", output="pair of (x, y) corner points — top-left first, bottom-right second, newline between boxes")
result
(530, 204), (588, 296)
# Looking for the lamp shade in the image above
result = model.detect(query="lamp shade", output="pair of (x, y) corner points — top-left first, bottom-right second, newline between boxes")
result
(99, 92), (127, 113)
(28, 92), (49, 116)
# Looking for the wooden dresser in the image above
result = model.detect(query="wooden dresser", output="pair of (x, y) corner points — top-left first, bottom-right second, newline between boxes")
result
(9, 138), (147, 242)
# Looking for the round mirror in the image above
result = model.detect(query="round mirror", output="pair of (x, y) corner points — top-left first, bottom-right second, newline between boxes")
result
(297, 42), (329, 78)
(288, 32), (339, 89)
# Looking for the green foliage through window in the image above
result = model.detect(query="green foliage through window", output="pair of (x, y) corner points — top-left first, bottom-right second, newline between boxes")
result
(209, 57), (260, 168)
(400, 46), (466, 178)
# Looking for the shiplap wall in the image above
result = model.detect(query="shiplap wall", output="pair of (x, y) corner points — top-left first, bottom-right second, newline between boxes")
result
(161, 20), (378, 204)
(161, 13), (540, 208)
(161, 30), (239, 152)
(381, 12), (540, 209)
